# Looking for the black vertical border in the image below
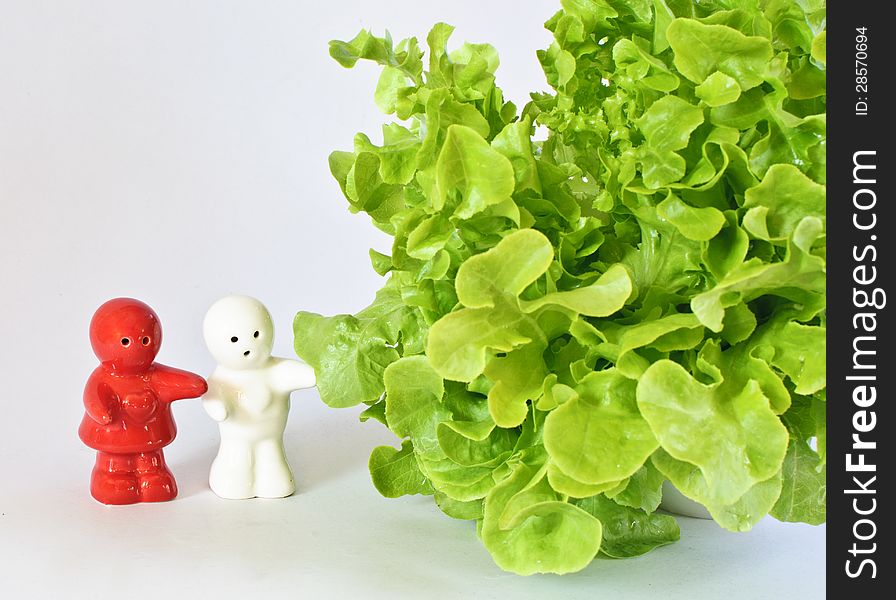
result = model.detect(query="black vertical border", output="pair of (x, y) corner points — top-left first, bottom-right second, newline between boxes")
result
(828, 2), (892, 594)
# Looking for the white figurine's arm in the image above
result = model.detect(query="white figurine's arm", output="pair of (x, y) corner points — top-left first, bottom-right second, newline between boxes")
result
(202, 379), (230, 422)
(270, 358), (316, 394)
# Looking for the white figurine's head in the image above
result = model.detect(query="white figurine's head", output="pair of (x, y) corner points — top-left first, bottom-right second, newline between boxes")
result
(203, 295), (275, 370)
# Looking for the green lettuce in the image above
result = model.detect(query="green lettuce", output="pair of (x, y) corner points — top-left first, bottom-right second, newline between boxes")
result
(295, 0), (826, 575)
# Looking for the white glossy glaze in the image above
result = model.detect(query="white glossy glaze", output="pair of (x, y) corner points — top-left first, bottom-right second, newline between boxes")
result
(202, 295), (315, 499)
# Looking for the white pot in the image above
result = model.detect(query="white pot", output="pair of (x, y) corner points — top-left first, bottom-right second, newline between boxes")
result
(660, 481), (713, 519)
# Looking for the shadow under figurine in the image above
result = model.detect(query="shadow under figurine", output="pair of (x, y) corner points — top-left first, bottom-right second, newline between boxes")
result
(79, 298), (208, 505)
(201, 295), (316, 499)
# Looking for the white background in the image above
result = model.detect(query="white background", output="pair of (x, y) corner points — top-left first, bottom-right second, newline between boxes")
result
(0, 1), (823, 598)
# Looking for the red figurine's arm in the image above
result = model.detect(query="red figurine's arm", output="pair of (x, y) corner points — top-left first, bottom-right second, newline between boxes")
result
(151, 364), (208, 403)
(83, 369), (117, 425)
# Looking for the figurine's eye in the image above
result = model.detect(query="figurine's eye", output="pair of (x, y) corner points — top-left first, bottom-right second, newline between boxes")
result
(230, 336), (238, 343)
(253, 330), (259, 338)
(120, 337), (131, 347)
(141, 336), (150, 346)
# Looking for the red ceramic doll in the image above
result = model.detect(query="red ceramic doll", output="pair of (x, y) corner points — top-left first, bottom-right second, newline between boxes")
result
(79, 298), (208, 504)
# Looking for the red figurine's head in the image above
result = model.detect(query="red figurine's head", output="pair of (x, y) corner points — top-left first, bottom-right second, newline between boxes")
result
(90, 298), (162, 373)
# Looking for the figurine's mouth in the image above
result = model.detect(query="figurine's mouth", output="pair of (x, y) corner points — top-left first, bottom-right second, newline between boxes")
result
(243, 350), (251, 357)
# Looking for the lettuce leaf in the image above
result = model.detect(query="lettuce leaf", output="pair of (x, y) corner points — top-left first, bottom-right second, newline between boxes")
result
(296, 0), (826, 575)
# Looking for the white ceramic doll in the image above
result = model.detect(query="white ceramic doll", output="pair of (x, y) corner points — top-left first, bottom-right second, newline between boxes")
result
(201, 295), (315, 499)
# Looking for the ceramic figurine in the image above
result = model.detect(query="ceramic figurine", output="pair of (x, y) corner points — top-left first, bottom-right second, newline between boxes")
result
(79, 298), (208, 505)
(202, 295), (316, 499)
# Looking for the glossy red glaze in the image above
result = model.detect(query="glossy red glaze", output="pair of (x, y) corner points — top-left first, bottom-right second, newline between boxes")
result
(79, 298), (208, 505)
